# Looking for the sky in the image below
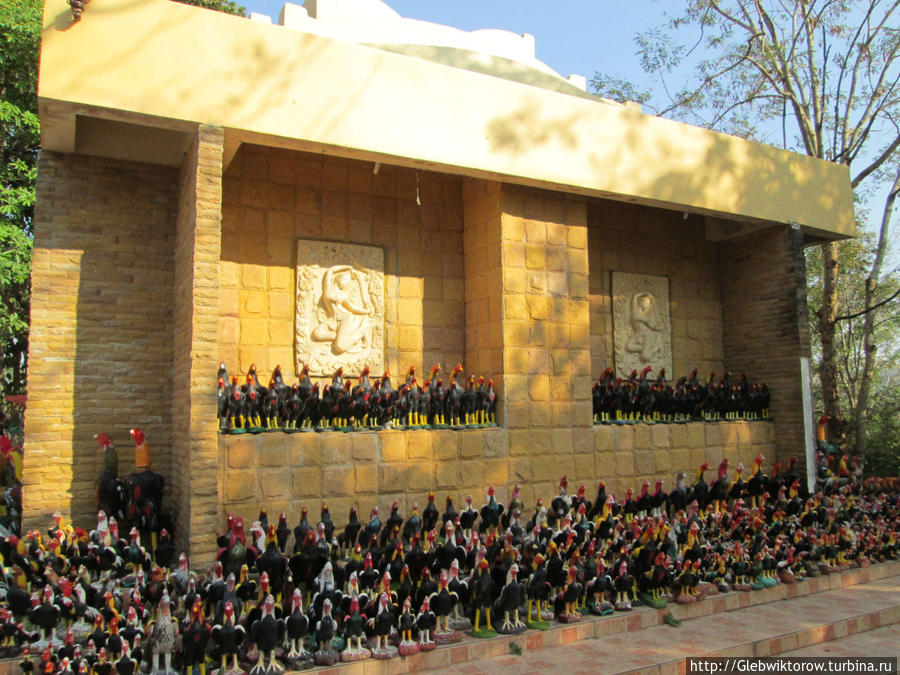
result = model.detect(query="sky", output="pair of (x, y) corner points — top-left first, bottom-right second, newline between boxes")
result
(237, 0), (665, 91)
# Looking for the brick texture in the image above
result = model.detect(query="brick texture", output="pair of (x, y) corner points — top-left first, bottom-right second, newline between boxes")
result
(500, 185), (591, 444)
(720, 225), (810, 466)
(219, 421), (774, 532)
(588, 200), (725, 379)
(25, 142), (798, 559)
(220, 146), (465, 380)
(23, 153), (177, 528)
(462, 179), (504, 412)
(171, 125), (224, 563)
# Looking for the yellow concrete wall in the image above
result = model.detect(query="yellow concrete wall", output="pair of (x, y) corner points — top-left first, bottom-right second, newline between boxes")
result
(498, 185), (593, 432)
(462, 179), (505, 403)
(218, 145), (466, 379)
(39, 0), (854, 238)
(588, 200), (725, 379)
(219, 421), (775, 530)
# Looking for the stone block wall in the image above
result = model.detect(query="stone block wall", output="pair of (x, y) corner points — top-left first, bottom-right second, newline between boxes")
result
(170, 125), (224, 560)
(23, 143), (801, 556)
(24, 153), (177, 528)
(219, 146), (466, 380)
(499, 186), (593, 433)
(462, 179), (504, 389)
(587, 201), (725, 379)
(720, 226), (811, 465)
(218, 421), (774, 533)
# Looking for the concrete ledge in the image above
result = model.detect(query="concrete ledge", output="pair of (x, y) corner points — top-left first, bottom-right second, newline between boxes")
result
(217, 420), (777, 530)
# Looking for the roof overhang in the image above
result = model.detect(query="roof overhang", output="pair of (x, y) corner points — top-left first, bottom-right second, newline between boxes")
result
(38, 0), (855, 240)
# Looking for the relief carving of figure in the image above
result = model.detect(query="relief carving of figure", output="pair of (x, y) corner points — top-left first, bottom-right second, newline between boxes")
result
(625, 291), (664, 363)
(311, 265), (373, 355)
(612, 272), (671, 377)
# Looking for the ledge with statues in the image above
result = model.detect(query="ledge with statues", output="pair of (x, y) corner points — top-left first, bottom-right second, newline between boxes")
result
(6, 448), (898, 673)
(593, 366), (771, 425)
(216, 362), (498, 435)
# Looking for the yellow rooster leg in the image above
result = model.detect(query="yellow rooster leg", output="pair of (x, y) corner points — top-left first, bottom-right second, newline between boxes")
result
(527, 599), (533, 620)
(474, 608), (481, 632)
(200, 664), (206, 675)
(486, 607), (493, 631)
(221, 656), (227, 673)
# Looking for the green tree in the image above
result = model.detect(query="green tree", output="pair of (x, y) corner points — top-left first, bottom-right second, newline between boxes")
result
(593, 0), (900, 467)
(171, 0), (246, 17)
(806, 232), (900, 474)
(0, 0), (40, 400)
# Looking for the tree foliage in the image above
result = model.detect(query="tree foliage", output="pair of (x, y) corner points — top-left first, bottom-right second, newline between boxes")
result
(171, 0), (246, 17)
(0, 0), (40, 399)
(806, 232), (900, 473)
(592, 0), (900, 469)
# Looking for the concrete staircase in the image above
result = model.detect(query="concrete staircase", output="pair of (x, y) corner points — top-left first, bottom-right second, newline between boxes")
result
(428, 561), (900, 675)
(337, 560), (900, 674)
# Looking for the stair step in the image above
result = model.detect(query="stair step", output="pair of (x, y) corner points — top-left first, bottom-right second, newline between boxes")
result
(316, 561), (900, 674)
(786, 622), (900, 657)
(2, 562), (897, 675)
(433, 573), (900, 675)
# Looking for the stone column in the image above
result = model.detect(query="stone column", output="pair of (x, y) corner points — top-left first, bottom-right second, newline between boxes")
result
(171, 125), (224, 563)
(463, 181), (591, 503)
(720, 225), (811, 466)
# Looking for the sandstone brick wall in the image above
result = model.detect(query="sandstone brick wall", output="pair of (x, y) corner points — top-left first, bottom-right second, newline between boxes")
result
(461, 179), (504, 392)
(500, 186), (593, 434)
(720, 226), (811, 466)
(588, 201), (725, 379)
(25, 143), (800, 557)
(219, 421), (774, 531)
(24, 153), (177, 528)
(219, 146), (466, 380)
(171, 125), (224, 562)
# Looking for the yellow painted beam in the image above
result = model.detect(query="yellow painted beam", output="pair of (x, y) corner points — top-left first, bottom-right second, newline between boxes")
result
(39, 0), (854, 237)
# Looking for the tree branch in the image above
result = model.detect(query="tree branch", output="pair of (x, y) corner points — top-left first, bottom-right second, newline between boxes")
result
(851, 134), (900, 188)
(835, 286), (900, 321)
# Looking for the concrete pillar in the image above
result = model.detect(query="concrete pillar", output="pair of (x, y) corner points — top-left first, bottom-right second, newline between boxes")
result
(463, 181), (591, 502)
(23, 152), (176, 530)
(171, 124), (224, 563)
(720, 225), (810, 466)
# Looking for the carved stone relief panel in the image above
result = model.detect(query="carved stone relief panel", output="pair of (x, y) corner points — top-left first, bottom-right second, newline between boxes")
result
(612, 272), (672, 378)
(295, 240), (384, 377)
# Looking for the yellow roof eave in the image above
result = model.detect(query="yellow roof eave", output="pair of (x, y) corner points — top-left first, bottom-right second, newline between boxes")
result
(38, 0), (855, 238)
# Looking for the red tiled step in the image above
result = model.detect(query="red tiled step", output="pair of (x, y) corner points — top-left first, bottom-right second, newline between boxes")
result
(316, 561), (900, 675)
(436, 573), (900, 675)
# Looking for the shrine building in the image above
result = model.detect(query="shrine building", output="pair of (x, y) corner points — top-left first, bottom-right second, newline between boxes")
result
(26, 0), (854, 561)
